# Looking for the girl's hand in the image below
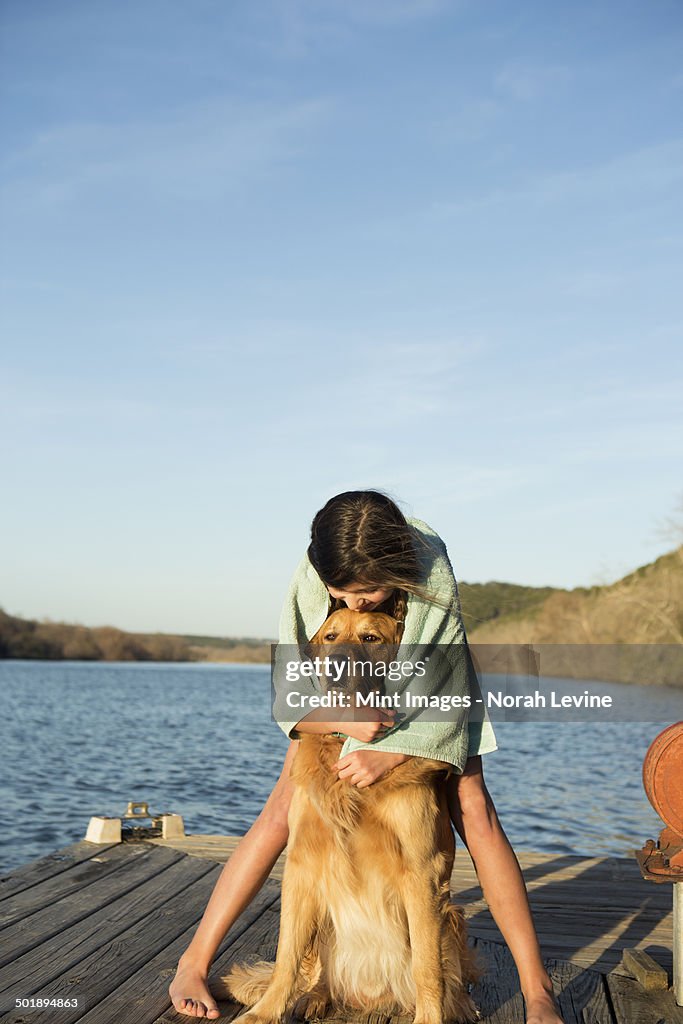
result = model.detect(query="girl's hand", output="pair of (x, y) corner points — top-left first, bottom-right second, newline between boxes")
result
(331, 750), (412, 788)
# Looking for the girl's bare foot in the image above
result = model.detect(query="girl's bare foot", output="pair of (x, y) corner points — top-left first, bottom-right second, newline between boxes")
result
(169, 959), (221, 1019)
(524, 984), (564, 1024)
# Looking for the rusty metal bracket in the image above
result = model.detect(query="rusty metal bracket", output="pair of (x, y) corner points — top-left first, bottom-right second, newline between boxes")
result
(637, 828), (683, 883)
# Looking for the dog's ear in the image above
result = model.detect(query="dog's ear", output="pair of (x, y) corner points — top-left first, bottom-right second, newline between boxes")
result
(393, 620), (405, 645)
(308, 624), (325, 647)
(308, 611), (336, 649)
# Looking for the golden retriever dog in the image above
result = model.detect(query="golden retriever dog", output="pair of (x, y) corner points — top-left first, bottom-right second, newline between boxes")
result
(223, 608), (480, 1024)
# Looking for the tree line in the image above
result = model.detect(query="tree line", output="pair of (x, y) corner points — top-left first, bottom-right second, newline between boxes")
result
(0, 609), (194, 661)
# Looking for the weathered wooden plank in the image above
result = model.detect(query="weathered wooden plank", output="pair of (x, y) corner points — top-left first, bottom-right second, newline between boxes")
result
(460, 936), (670, 974)
(0, 874), (282, 1024)
(150, 841), (648, 885)
(153, 903), (285, 1023)
(606, 962), (683, 1024)
(154, 840), (642, 878)
(0, 845), (185, 968)
(454, 872), (663, 897)
(468, 938), (525, 1023)
(541, 957), (614, 1024)
(0, 843), (181, 936)
(461, 892), (671, 915)
(621, 949), (669, 991)
(453, 879), (670, 908)
(147, 836), (287, 876)
(466, 908), (672, 933)
(463, 906), (674, 975)
(0, 853), (216, 996)
(0, 843), (120, 901)
(1, 836), (678, 1024)
(455, 852), (638, 876)
(463, 915), (671, 943)
(150, 840), (674, 920)
(384, 956), (612, 1024)
(81, 884), (283, 1024)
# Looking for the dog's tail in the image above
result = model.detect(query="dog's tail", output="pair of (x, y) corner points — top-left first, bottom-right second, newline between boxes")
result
(218, 961), (275, 1006)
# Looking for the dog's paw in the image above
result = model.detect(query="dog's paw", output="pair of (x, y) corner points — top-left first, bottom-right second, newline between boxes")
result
(448, 997), (481, 1024)
(232, 1012), (272, 1024)
(294, 989), (330, 1020)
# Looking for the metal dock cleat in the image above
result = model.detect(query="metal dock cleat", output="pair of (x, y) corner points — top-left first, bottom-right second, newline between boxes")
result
(84, 800), (185, 843)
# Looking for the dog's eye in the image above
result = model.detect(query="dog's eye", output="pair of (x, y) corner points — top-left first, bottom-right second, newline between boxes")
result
(324, 633), (337, 641)
(362, 634), (381, 643)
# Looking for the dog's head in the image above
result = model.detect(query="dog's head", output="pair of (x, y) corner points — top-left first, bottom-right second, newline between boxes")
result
(306, 609), (403, 699)
(309, 608), (404, 647)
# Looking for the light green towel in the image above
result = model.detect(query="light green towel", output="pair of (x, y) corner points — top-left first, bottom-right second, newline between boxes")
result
(274, 517), (497, 773)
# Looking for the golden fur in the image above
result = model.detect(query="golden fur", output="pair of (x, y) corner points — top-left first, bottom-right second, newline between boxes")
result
(222, 609), (480, 1024)
(307, 607), (405, 646)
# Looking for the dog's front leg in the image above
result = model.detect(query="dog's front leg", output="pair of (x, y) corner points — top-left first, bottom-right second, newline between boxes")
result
(233, 865), (321, 1024)
(400, 870), (445, 1024)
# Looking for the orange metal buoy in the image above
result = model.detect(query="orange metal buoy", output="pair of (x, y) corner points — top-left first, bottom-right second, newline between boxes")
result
(638, 722), (683, 1007)
(643, 722), (683, 837)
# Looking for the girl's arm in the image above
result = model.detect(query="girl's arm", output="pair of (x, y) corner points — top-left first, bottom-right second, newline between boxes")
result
(291, 711), (413, 787)
(292, 708), (397, 744)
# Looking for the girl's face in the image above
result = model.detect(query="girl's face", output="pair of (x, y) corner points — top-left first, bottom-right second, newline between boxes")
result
(326, 582), (395, 612)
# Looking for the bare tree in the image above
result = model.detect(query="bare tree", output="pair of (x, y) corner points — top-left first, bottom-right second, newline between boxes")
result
(656, 491), (683, 565)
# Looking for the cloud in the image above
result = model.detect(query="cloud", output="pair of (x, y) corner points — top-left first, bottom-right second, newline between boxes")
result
(0, 94), (331, 207)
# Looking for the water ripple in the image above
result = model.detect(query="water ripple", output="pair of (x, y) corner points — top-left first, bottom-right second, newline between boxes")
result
(1, 662), (681, 872)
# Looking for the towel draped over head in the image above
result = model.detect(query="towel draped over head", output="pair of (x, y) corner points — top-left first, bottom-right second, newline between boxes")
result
(274, 517), (497, 772)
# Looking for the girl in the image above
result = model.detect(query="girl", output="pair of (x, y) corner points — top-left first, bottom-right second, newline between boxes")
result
(170, 491), (564, 1024)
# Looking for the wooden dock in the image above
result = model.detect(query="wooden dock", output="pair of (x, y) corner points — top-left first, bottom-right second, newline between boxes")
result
(0, 834), (681, 1024)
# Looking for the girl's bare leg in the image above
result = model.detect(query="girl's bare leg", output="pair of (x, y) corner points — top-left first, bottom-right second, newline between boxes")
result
(169, 740), (298, 1019)
(447, 756), (564, 1024)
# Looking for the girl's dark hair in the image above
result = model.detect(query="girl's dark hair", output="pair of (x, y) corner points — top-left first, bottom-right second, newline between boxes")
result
(307, 490), (442, 624)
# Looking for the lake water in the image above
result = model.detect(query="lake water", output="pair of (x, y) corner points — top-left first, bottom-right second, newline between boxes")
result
(1, 661), (681, 875)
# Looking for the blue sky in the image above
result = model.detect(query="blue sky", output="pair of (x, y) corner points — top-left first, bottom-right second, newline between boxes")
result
(1, 0), (682, 636)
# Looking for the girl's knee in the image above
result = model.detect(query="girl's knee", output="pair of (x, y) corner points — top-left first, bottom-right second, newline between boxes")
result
(448, 762), (496, 824)
(458, 784), (495, 826)
(262, 780), (293, 835)
(257, 741), (298, 835)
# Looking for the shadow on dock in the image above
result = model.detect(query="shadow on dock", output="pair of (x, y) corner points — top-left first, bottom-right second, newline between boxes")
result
(0, 836), (680, 1024)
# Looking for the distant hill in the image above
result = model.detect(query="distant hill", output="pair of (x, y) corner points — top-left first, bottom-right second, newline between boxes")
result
(467, 547), (683, 645)
(1, 545), (681, 684)
(181, 634), (274, 662)
(467, 547), (683, 686)
(457, 581), (560, 635)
